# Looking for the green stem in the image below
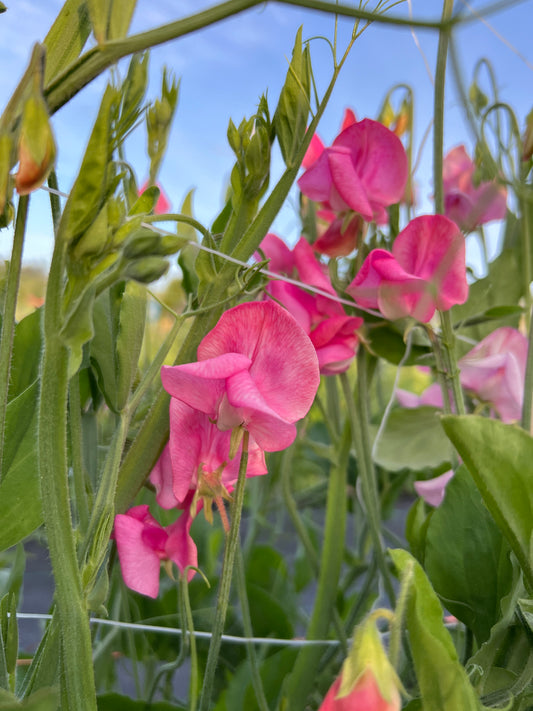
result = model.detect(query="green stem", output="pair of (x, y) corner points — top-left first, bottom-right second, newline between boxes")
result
(282, 423), (349, 711)
(39, 225), (96, 710)
(438, 310), (465, 415)
(69, 373), (89, 532)
(0, 195), (28, 483)
(433, 0), (454, 217)
(234, 548), (270, 711)
(340, 368), (395, 605)
(199, 430), (250, 711)
(280, 444), (349, 655)
(182, 574), (200, 711)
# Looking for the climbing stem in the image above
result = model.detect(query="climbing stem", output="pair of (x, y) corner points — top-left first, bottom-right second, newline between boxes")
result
(199, 430), (249, 711)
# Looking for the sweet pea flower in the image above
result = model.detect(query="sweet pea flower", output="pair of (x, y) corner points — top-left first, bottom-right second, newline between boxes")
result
(298, 118), (408, 225)
(259, 234), (363, 374)
(443, 145), (507, 232)
(161, 301), (320, 451)
(458, 327), (528, 422)
(414, 470), (455, 507)
(302, 108), (357, 169)
(151, 403), (267, 513)
(347, 215), (468, 323)
(395, 382), (444, 409)
(114, 503), (197, 598)
(319, 612), (401, 711)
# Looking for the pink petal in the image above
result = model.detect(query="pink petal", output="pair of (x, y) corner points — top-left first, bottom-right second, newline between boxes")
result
(161, 353), (252, 416)
(139, 181), (171, 214)
(392, 215), (468, 313)
(225, 369), (298, 450)
(293, 237), (336, 295)
(414, 470), (455, 507)
(114, 511), (162, 598)
(313, 213), (362, 257)
(302, 132), (325, 169)
(150, 444), (179, 509)
(165, 511), (198, 583)
(297, 149), (334, 205)
(257, 233), (296, 274)
(198, 301), (320, 424)
(327, 147), (374, 220)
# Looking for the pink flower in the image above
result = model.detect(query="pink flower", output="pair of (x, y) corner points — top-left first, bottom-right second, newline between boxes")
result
(443, 145), (507, 232)
(458, 327), (527, 422)
(114, 504), (197, 598)
(313, 208), (364, 258)
(319, 670), (401, 711)
(139, 181), (171, 214)
(298, 118), (408, 225)
(414, 470), (455, 507)
(395, 382), (444, 409)
(347, 215), (468, 323)
(151, 404), (267, 510)
(161, 301), (320, 451)
(302, 109), (357, 169)
(259, 234), (363, 374)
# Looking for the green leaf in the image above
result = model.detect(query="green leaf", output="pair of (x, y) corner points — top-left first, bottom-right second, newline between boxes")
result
(441, 415), (533, 591)
(87, 0), (109, 43)
(60, 284), (97, 377)
(59, 85), (119, 247)
(390, 549), (482, 710)
(374, 407), (453, 472)
(108, 0), (137, 40)
(366, 323), (430, 365)
(274, 26), (311, 166)
(2, 380), (38, 474)
(424, 466), (512, 644)
(43, 0), (91, 84)
(8, 309), (42, 401)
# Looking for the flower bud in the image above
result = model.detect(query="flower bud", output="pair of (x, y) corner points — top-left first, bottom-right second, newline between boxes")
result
(15, 94), (56, 196)
(319, 612), (401, 711)
(123, 256), (169, 283)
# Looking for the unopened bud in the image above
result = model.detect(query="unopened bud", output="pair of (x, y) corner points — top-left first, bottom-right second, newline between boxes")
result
(0, 132), (13, 213)
(124, 256), (169, 283)
(15, 94), (56, 196)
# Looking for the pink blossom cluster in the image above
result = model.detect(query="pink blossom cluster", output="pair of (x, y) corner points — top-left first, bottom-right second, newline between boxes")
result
(114, 301), (320, 597)
(298, 114), (408, 257)
(258, 234), (363, 375)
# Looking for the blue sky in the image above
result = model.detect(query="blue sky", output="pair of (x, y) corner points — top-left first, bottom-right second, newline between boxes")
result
(0, 0), (532, 267)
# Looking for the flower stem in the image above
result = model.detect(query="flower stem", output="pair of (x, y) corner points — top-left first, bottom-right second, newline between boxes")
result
(282, 422), (349, 711)
(438, 310), (465, 416)
(341, 364), (396, 605)
(199, 430), (250, 711)
(0, 195), (28, 483)
(522, 305), (533, 434)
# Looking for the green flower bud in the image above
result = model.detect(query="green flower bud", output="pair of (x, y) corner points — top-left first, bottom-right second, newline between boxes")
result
(15, 94), (56, 196)
(124, 256), (169, 283)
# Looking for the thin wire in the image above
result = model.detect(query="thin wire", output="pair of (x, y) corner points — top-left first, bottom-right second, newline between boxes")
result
(458, 0), (533, 72)
(139, 221), (384, 318)
(407, 0), (434, 84)
(15, 613), (339, 647)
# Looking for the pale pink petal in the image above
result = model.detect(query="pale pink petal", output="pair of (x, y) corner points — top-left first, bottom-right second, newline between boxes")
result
(166, 511), (198, 583)
(414, 470), (455, 507)
(396, 383), (444, 409)
(293, 237), (336, 295)
(297, 149), (334, 205)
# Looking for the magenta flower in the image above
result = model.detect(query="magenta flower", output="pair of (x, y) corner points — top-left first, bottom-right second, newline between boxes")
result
(161, 301), (320, 451)
(458, 327), (528, 422)
(259, 234), (363, 374)
(151, 402), (267, 510)
(114, 504), (197, 598)
(414, 470), (454, 507)
(319, 670), (401, 711)
(443, 145), (507, 232)
(298, 118), (408, 225)
(302, 108), (357, 169)
(347, 215), (468, 323)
